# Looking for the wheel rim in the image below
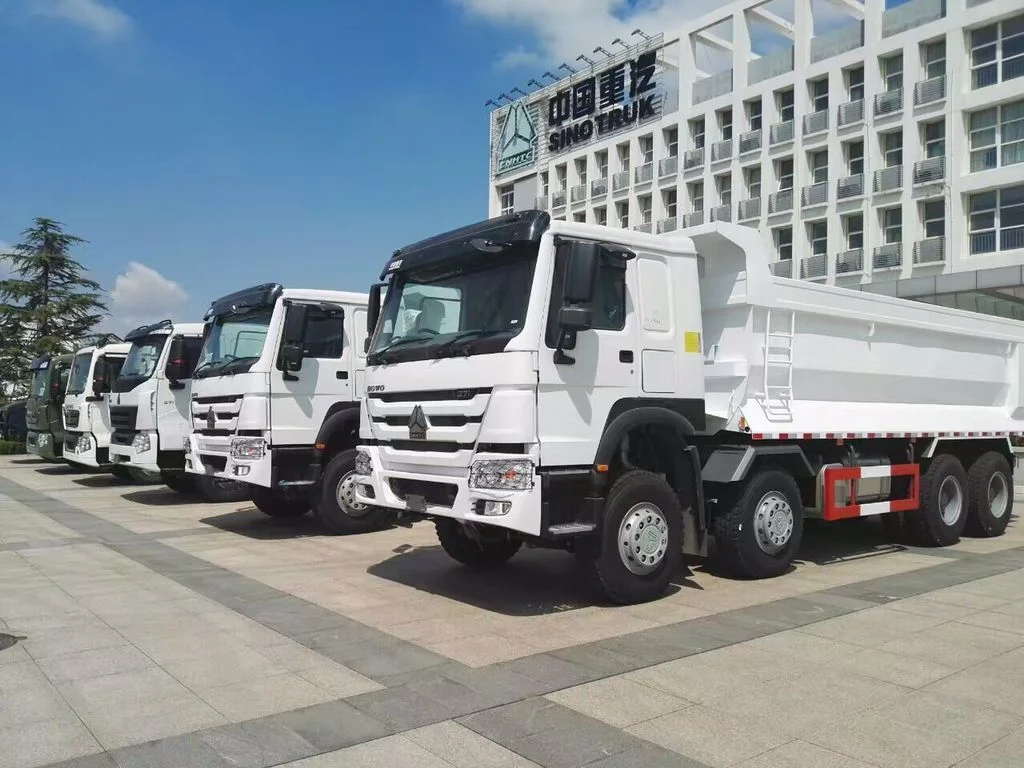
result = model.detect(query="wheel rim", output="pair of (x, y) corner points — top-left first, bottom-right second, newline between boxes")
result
(753, 491), (794, 555)
(336, 470), (369, 517)
(938, 475), (964, 526)
(617, 503), (670, 576)
(988, 472), (1010, 519)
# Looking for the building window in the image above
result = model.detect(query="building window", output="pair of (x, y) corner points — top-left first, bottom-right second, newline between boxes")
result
(664, 127), (678, 158)
(969, 101), (1024, 173)
(847, 66), (865, 101)
(882, 207), (903, 244)
(594, 206), (607, 226)
(846, 140), (864, 175)
(810, 77), (829, 113)
(922, 199), (945, 239)
(747, 98), (762, 131)
(663, 189), (677, 218)
(883, 131), (903, 167)
(691, 117), (705, 149)
(774, 227), (793, 261)
(969, 184), (1024, 253)
(596, 150), (608, 179)
(745, 166), (761, 199)
(882, 53), (903, 92)
(639, 134), (654, 165)
(922, 39), (946, 80)
(716, 173), (732, 207)
(573, 212), (586, 223)
(556, 164), (567, 191)
(777, 157), (794, 190)
(809, 150), (828, 184)
(689, 181), (704, 213)
(777, 88), (795, 122)
(638, 194), (653, 224)
(924, 120), (945, 158)
(616, 200), (629, 229)
(970, 15), (1024, 90)
(498, 185), (514, 215)
(575, 157), (588, 186)
(808, 221), (827, 257)
(539, 172), (548, 196)
(719, 108), (733, 141)
(845, 213), (864, 250)
(617, 143), (631, 172)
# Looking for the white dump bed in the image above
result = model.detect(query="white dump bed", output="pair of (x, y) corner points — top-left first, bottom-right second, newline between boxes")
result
(685, 223), (1024, 439)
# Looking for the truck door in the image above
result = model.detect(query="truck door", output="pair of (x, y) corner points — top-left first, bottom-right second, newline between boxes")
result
(270, 303), (350, 448)
(160, 335), (203, 452)
(537, 242), (640, 467)
(351, 307), (367, 399)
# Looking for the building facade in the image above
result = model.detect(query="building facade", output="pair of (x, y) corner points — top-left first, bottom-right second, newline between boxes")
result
(487, 0), (1024, 318)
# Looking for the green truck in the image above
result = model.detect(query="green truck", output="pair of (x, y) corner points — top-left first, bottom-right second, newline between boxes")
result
(26, 353), (73, 460)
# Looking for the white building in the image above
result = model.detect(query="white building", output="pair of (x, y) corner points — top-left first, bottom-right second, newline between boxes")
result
(487, 0), (1024, 318)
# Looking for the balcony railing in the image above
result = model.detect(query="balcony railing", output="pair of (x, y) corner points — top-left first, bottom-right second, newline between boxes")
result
(739, 130), (762, 154)
(914, 156), (945, 185)
(711, 140), (733, 163)
(659, 156), (678, 177)
(738, 197), (761, 220)
(768, 189), (794, 214)
(801, 253), (827, 280)
(612, 171), (630, 191)
(657, 217), (678, 234)
(635, 163), (654, 184)
(873, 243), (903, 270)
(693, 69), (733, 104)
(571, 184), (587, 203)
(837, 174), (865, 200)
(913, 236), (946, 265)
(803, 110), (829, 136)
(682, 212), (704, 228)
(810, 21), (865, 64)
(552, 190), (567, 208)
(874, 165), (903, 193)
(802, 182), (828, 207)
(770, 260), (794, 278)
(749, 46), (794, 85)
(838, 99), (864, 127)
(882, 0), (945, 39)
(914, 75), (946, 106)
(711, 204), (732, 223)
(770, 120), (795, 145)
(968, 229), (1024, 253)
(633, 222), (653, 233)
(535, 195), (549, 210)
(684, 148), (705, 170)
(874, 89), (903, 117)
(591, 178), (608, 197)
(835, 249), (864, 274)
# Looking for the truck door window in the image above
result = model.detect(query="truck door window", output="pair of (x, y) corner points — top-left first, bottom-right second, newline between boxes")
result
(182, 337), (203, 375)
(302, 308), (345, 358)
(545, 246), (628, 347)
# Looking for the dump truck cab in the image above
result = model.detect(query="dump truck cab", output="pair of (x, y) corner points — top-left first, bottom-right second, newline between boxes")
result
(62, 342), (130, 469)
(26, 353), (73, 460)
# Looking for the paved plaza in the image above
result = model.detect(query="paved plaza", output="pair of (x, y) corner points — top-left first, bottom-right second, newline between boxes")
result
(1, 456), (1023, 767)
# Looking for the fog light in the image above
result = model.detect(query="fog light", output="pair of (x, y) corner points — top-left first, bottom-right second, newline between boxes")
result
(36, 433), (50, 447)
(132, 433), (151, 454)
(232, 465), (250, 476)
(354, 450), (372, 476)
(476, 500), (511, 517)
(183, 437), (191, 453)
(230, 437), (265, 460)
(76, 434), (91, 453)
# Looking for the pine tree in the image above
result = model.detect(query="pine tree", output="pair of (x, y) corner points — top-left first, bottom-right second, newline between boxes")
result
(0, 218), (108, 396)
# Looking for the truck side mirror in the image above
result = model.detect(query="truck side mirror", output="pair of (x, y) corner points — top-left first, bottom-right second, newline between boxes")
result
(280, 343), (303, 371)
(366, 282), (385, 348)
(165, 336), (189, 384)
(563, 241), (600, 303)
(278, 304), (308, 376)
(90, 360), (107, 400)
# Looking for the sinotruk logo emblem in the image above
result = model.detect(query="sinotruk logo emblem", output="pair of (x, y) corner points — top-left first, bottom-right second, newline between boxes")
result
(496, 100), (537, 174)
(408, 405), (427, 441)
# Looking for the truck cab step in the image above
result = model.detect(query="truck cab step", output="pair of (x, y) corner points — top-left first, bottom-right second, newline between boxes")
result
(547, 522), (598, 536)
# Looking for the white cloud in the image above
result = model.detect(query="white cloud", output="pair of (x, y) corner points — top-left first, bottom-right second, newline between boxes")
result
(106, 262), (188, 334)
(30, 0), (132, 39)
(496, 46), (542, 71)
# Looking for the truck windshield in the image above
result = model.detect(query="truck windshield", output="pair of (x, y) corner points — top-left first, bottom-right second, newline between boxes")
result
(368, 246), (538, 364)
(30, 369), (49, 399)
(115, 335), (168, 391)
(194, 308), (272, 378)
(66, 353), (92, 395)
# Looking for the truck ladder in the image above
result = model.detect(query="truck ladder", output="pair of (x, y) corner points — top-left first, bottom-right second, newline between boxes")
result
(760, 309), (795, 419)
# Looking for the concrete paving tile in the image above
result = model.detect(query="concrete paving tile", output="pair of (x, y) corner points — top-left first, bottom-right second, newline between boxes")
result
(405, 721), (542, 768)
(425, 632), (547, 667)
(627, 704), (791, 768)
(796, 606), (945, 648)
(270, 698), (393, 753)
(954, 728), (1024, 768)
(0, 681), (77, 728)
(347, 685), (462, 731)
(734, 740), (879, 768)
(108, 732), (233, 768)
(885, 595), (981, 620)
(283, 734), (451, 767)
(993, 600), (1024, 618)
(200, 719), (319, 768)
(924, 658), (1024, 717)
(0, 643), (31, 667)
(79, 691), (228, 750)
(457, 697), (586, 743)
(827, 646), (958, 689)
(43, 752), (117, 768)
(0, 658), (51, 692)
(547, 642), (641, 677)
(58, 666), (193, 716)
(919, 586), (1011, 610)
(294, 657), (383, 698)
(546, 676), (691, 728)
(877, 620), (1024, 670)
(199, 672), (335, 722)
(957, 609), (1024, 636)
(36, 644), (156, 685)
(131, 630), (256, 665)
(582, 745), (710, 768)
(744, 628), (863, 664)
(0, 717), (102, 768)
(496, 653), (599, 690)
(807, 691), (1022, 768)
(161, 647), (289, 691)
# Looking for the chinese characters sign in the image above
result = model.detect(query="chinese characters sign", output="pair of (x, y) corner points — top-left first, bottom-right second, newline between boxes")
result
(547, 50), (661, 153)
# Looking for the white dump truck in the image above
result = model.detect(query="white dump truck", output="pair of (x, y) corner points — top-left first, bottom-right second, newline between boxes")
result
(62, 341), (131, 473)
(353, 211), (1021, 604)
(184, 283), (389, 530)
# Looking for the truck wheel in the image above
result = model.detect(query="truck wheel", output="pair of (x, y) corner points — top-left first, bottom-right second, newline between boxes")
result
(965, 451), (1014, 538)
(314, 449), (395, 534)
(435, 519), (522, 567)
(578, 470), (682, 605)
(195, 475), (250, 503)
(251, 486), (310, 518)
(712, 469), (804, 579)
(906, 454), (968, 547)
(163, 473), (196, 495)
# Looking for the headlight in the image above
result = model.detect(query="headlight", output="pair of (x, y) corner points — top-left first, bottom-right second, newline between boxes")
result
(469, 459), (534, 491)
(183, 436), (191, 453)
(230, 437), (265, 460)
(76, 434), (92, 453)
(132, 433), (151, 454)
(36, 433), (50, 446)
(354, 450), (372, 476)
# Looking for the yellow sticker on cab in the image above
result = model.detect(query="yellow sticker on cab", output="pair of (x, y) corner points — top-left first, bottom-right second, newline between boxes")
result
(684, 331), (701, 354)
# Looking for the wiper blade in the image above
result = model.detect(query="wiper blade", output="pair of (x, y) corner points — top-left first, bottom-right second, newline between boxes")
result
(371, 335), (435, 363)
(216, 356), (259, 376)
(191, 360), (220, 378)
(433, 330), (492, 357)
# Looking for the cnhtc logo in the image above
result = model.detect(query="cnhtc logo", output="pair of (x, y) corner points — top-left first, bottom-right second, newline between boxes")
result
(495, 100), (537, 175)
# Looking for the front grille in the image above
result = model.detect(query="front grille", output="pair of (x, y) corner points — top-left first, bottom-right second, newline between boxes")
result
(201, 454), (227, 471)
(372, 415), (480, 428)
(111, 432), (134, 446)
(64, 436), (77, 451)
(389, 478), (458, 507)
(109, 405), (138, 432)
(64, 409), (80, 429)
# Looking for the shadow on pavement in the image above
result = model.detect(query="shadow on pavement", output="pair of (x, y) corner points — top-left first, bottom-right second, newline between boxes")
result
(9, 457), (47, 465)
(199, 508), (327, 540)
(35, 464), (79, 476)
(72, 475), (121, 489)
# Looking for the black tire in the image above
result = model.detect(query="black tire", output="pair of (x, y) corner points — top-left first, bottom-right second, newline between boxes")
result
(435, 519), (522, 567)
(905, 453), (968, 547)
(965, 451), (1014, 538)
(194, 474), (250, 503)
(110, 466), (132, 482)
(712, 469), (804, 579)
(251, 485), (310, 518)
(578, 470), (683, 605)
(163, 473), (196, 495)
(313, 448), (395, 534)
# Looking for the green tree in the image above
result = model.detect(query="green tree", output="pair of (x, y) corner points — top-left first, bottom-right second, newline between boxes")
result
(0, 218), (108, 396)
